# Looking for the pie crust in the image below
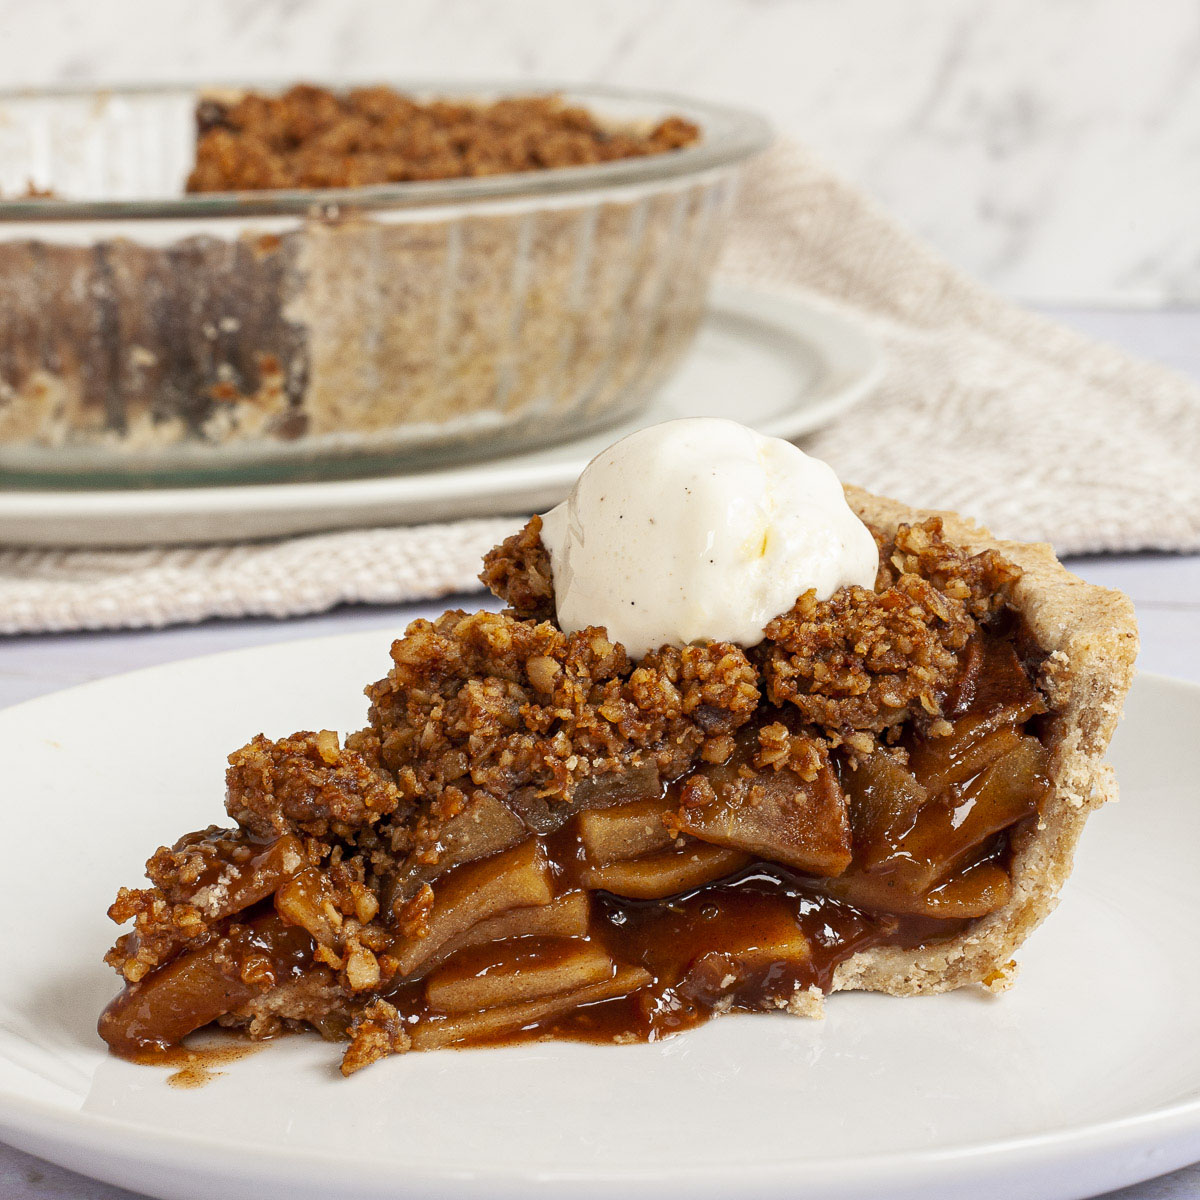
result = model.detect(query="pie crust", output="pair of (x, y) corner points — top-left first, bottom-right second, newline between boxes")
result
(827, 486), (1139, 1005)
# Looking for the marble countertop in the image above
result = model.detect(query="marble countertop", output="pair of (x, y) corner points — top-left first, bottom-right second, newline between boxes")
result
(1, 307), (1197, 1199)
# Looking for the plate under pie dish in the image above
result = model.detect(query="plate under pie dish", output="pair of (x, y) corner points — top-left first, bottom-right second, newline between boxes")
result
(84, 487), (1137, 1075)
(0, 286), (883, 547)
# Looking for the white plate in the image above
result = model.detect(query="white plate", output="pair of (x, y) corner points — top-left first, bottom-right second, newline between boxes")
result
(0, 634), (1197, 1200)
(0, 285), (881, 547)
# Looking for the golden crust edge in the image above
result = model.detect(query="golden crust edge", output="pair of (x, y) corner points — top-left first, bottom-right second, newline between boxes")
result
(827, 485), (1139, 1000)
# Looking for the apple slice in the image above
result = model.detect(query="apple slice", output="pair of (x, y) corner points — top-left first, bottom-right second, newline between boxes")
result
(386, 793), (527, 910)
(180, 833), (306, 921)
(408, 891), (592, 980)
(97, 912), (311, 1056)
(824, 858), (1012, 920)
(921, 861), (1013, 918)
(581, 842), (748, 899)
(507, 760), (663, 835)
(578, 796), (677, 864)
(843, 753), (929, 871)
(462, 889), (590, 944)
(412, 964), (652, 1051)
(677, 757), (852, 877)
(98, 942), (256, 1058)
(391, 839), (554, 976)
(881, 735), (1049, 892)
(426, 938), (616, 1014)
(680, 919), (812, 1003)
(907, 722), (1025, 795)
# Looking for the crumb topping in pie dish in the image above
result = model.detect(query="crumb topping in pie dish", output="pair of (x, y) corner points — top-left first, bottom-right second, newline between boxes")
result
(98, 421), (1138, 1075)
(187, 86), (701, 192)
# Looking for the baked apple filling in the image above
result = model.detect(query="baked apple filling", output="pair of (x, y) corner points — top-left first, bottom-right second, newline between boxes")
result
(99, 506), (1060, 1075)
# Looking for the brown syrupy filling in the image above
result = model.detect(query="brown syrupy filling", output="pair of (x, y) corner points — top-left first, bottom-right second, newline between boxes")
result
(99, 620), (1047, 1068)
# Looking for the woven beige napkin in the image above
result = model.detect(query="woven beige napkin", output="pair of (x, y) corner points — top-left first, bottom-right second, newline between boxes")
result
(3, 141), (1199, 636)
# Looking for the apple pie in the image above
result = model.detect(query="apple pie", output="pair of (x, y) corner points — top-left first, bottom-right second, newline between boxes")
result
(98, 488), (1137, 1074)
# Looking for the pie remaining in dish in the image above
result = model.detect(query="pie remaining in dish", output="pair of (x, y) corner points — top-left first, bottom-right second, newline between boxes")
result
(0, 86), (762, 479)
(98, 468), (1137, 1074)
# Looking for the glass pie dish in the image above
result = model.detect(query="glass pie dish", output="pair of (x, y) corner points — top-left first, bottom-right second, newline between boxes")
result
(0, 82), (770, 486)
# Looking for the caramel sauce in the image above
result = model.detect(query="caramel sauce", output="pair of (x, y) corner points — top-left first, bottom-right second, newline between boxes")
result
(132, 1034), (264, 1089)
(377, 858), (980, 1049)
(563, 871), (887, 1041)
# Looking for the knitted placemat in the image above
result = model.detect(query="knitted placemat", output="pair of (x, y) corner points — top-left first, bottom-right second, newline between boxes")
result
(3, 141), (1198, 635)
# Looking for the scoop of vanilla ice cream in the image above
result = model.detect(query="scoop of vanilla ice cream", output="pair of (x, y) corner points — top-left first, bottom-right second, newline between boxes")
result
(539, 418), (879, 660)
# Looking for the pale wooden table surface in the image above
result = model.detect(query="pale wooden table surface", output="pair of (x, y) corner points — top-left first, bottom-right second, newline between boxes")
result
(1, 308), (1198, 1199)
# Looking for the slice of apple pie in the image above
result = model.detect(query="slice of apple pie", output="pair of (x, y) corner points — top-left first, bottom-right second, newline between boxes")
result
(98, 421), (1137, 1074)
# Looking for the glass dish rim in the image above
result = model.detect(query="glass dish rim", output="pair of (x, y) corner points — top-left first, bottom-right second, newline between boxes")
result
(0, 78), (773, 222)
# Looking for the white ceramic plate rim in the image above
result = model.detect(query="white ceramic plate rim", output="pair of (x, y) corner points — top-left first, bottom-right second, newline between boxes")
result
(0, 1093), (1198, 1200)
(1, 1047), (1200, 1195)
(0, 284), (883, 545)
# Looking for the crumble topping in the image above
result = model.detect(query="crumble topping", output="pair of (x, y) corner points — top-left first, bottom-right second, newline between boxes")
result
(105, 826), (274, 981)
(486, 513), (1021, 752)
(330, 514), (1017, 857)
(876, 517), (1020, 621)
(226, 730), (401, 841)
(341, 999), (412, 1076)
(105, 887), (209, 983)
(187, 86), (702, 193)
(758, 576), (973, 743)
(364, 608), (760, 818)
(479, 513), (555, 622)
